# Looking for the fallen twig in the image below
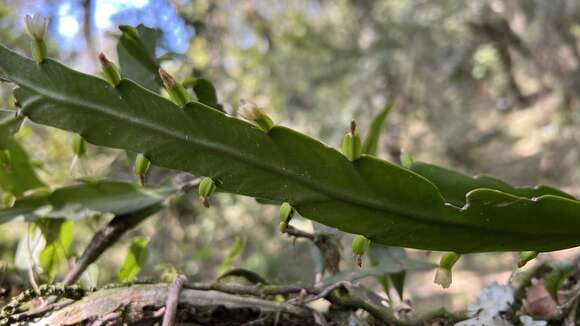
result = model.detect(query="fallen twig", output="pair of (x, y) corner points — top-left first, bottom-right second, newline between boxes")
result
(162, 275), (187, 326)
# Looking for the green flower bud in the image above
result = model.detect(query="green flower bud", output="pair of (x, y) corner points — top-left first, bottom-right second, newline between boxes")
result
(98, 53), (121, 87)
(1, 192), (14, 208)
(72, 134), (87, 157)
(159, 68), (190, 107)
(434, 252), (460, 288)
(352, 234), (370, 267)
(198, 177), (216, 208)
(238, 100), (274, 132)
(279, 221), (288, 233)
(279, 202), (294, 224)
(31, 39), (47, 64)
(24, 14), (49, 63)
(400, 151), (414, 169)
(341, 120), (362, 161)
(134, 153), (151, 186)
(518, 251), (538, 268)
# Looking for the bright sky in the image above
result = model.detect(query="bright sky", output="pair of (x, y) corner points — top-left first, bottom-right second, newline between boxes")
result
(38, 0), (192, 53)
(58, 0), (149, 38)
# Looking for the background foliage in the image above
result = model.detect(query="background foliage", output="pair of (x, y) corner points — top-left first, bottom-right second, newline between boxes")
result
(2, 0), (580, 315)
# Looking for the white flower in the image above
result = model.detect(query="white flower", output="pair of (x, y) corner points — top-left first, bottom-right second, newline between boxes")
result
(25, 14), (49, 40)
(519, 316), (547, 326)
(455, 315), (513, 326)
(434, 267), (452, 288)
(238, 100), (261, 121)
(467, 284), (514, 318)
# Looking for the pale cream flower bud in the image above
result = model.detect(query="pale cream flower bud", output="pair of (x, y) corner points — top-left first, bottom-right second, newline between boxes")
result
(25, 14), (49, 40)
(238, 100), (261, 121)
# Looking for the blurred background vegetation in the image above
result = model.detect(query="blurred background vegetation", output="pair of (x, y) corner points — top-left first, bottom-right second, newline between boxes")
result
(2, 0), (580, 315)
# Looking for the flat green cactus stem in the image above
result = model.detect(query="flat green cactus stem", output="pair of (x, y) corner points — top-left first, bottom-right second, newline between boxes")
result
(1, 43), (580, 253)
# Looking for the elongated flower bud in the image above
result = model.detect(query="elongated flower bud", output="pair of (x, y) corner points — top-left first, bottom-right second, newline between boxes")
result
(278, 202), (295, 234)
(25, 14), (49, 63)
(238, 100), (274, 132)
(434, 252), (460, 288)
(400, 151), (414, 169)
(198, 177), (216, 208)
(279, 221), (288, 233)
(134, 154), (151, 186)
(518, 251), (539, 268)
(72, 134), (87, 157)
(0, 149), (11, 170)
(352, 235), (370, 267)
(159, 68), (190, 107)
(279, 202), (294, 223)
(98, 53), (121, 87)
(341, 120), (362, 161)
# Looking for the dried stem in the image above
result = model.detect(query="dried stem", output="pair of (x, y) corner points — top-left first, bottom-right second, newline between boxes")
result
(63, 205), (162, 286)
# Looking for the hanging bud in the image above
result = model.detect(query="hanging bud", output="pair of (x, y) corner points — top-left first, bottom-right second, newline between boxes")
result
(134, 153), (151, 186)
(279, 202), (295, 223)
(341, 120), (362, 161)
(72, 134), (87, 157)
(279, 221), (288, 233)
(24, 14), (49, 63)
(400, 151), (414, 169)
(0, 149), (11, 170)
(434, 252), (460, 288)
(238, 100), (274, 132)
(351, 235), (371, 267)
(159, 68), (190, 107)
(278, 202), (295, 234)
(98, 53), (121, 87)
(518, 251), (539, 268)
(198, 177), (216, 208)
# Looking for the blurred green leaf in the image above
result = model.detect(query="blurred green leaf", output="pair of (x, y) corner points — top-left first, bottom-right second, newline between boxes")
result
(0, 140), (44, 197)
(80, 263), (99, 289)
(218, 237), (245, 276)
(37, 219), (73, 281)
(322, 257), (434, 286)
(117, 24), (162, 92)
(544, 260), (574, 298)
(0, 180), (173, 224)
(362, 103), (392, 156)
(117, 237), (149, 283)
(0, 109), (23, 149)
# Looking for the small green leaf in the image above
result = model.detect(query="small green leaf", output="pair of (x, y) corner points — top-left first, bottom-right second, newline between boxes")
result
(117, 237), (149, 282)
(37, 219), (74, 281)
(185, 78), (222, 111)
(218, 237), (245, 276)
(362, 103), (393, 156)
(117, 24), (162, 92)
